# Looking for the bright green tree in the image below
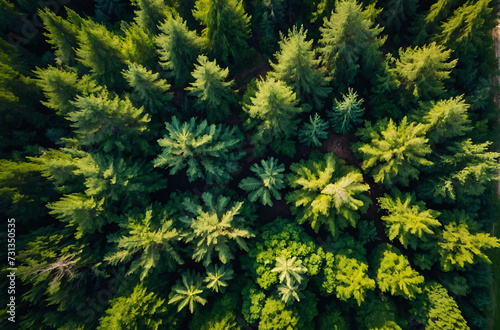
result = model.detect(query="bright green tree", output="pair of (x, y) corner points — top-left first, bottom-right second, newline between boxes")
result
(271, 256), (308, 286)
(155, 16), (201, 87)
(238, 157), (285, 207)
(243, 77), (303, 156)
(373, 244), (425, 300)
(410, 282), (469, 330)
(258, 298), (301, 330)
(39, 8), (79, 65)
(121, 22), (157, 69)
(319, 0), (384, 89)
(153, 116), (244, 184)
(180, 192), (254, 266)
(104, 204), (183, 280)
(391, 42), (457, 101)
(356, 117), (433, 187)
(132, 0), (176, 34)
(328, 88), (364, 135)
(269, 25), (331, 109)
(420, 96), (472, 143)
(277, 281), (304, 305)
(168, 270), (207, 313)
(437, 210), (500, 272)
(286, 152), (371, 236)
(378, 190), (441, 249)
(186, 55), (237, 122)
(122, 63), (173, 115)
(193, 0), (251, 64)
(204, 264), (234, 293)
(298, 113), (329, 147)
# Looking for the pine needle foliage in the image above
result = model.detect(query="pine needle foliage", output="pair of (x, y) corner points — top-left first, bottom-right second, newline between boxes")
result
(169, 270), (207, 313)
(186, 55), (237, 122)
(132, 0), (176, 34)
(238, 157), (285, 207)
(39, 8), (79, 65)
(356, 117), (433, 187)
(378, 190), (441, 250)
(298, 113), (329, 147)
(180, 192), (255, 266)
(286, 152), (371, 236)
(120, 22), (157, 69)
(156, 16), (201, 87)
(269, 25), (331, 109)
(105, 204), (183, 280)
(328, 88), (364, 135)
(153, 116), (244, 184)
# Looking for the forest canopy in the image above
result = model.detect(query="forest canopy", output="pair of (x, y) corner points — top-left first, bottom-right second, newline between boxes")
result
(1, 0), (500, 329)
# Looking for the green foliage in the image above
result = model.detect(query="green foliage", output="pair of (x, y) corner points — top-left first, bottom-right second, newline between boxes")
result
(186, 55), (237, 122)
(39, 8), (79, 65)
(271, 256), (308, 286)
(105, 204), (183, 280)
(277, 281), (304, 305)
(317, 303), (349, 330)
(153, 116), (244, 184)
(121, 22), (157, 69)
(322, 252), (375, 306)
(328, 88), (364, 135)
(193, 0), (251, 64)
(168, 270), (207, 313)
(258, 298), (301, 330)
(156, 16), (201, 87)
(410, 281), (469, 330)
(420, 96), (472, 143)
(373, 244), (424, 300)
(98, 283), (174, 330)
(180, 192), (254, 266)
(188, 292), (241, 330)
(319, 0), (384, 90)
(286, 152), (371, 236)
(122, 63), (173, 114)
(437, 210), (500, 272)
(378, 190), (441, 249)
(132, 0), (176, 34)
(391, 42), (457, 101)
(243, 77), (303, 156)
(241, 282), (266, 324)
(204, 264), (234, 293)
(238, 157), (285, 206)
(298, 113), (329, 147)
(356, 117), (433, 187)
(269, 25), (331, 109)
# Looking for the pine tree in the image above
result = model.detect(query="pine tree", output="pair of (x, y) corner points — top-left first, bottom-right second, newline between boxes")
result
(153, 116), (244, 184)
(34, 66), (101, 116)
(373, 244), (425, 300)
(168, 270), (207, 313)
(75, 19), (128, 89)
(328, 88), (364, 135)
(238, 157), (286, 207)
(132, 0), (176, 34)
(286, 152), (371, 236)
(105, 204), (183, 280)
(356, 117), (433, 187)
(437, 210), (500, 272)
(420, 96), (472, 143)
(120, 22), (157, 69)
(243, 77), (303, 156)
(204, 264), (234, 293)
(392, 42), (457, 101)
(322, 253), (375, 306)
(378, 0), (417, 32)
(192, 0), (251, 65)
(155, 16), (201, 87)
(122, 63), (173, 115)
(181, 192), (254, 266)
(410, 281), (469, 330)
(298, 113), (329, 147)
(39, 8), (79, 65)
(269, 25), (331, 109)
(66, 90), (151, 155)
(186, 55), (237, 122)
(258, 11), (277, 58)
(378, 190), (441, 250)
(318, 0), (384, 90)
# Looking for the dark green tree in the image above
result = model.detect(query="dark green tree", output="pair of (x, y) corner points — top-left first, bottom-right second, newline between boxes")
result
(328, 88), (364, 135)
(298, 113), (329, 147)
(168, 270), (207, 313)
(39, 8), (79, 65)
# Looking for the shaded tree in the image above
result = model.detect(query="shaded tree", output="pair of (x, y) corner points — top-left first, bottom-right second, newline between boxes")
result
(204, 264), (234, 293)
(298, 113), (329, 147)
(168, 270), (207, 313)
(328, 88), (364, 135)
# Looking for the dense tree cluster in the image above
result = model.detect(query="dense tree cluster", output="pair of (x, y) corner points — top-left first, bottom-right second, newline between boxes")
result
(1, 0), (499, 329)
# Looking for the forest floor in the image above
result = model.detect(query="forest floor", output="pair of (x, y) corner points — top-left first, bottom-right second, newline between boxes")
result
(489, 18), (500, 330)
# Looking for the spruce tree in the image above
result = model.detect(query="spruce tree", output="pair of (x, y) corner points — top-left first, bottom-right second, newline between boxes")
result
(298, 113), (329, 147)
(269, 25), (331, 109)
(328, 88), (364, 135)
(243, 77), (303, 156)
(192, 0), (251, 65)
(153, 116), (244, 184)
(186, 55), (237, 122)
(39, 8), (79, 65)
(356, 117), (433, 187)
(132, 0), (176, 34)
(155, 16), (201, 87)
(120, 22), (157, 69)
